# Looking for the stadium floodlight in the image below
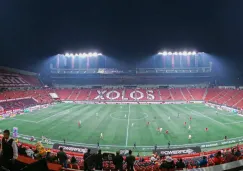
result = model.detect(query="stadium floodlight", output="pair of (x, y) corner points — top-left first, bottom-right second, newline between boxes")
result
(174, 52), (178, 55)
(88, 52), (92, 57)
(75, 53), (79, 56)
(187, 52), (192, 55)
(98, 53), (102, 56)
(93, 52), (98, 57)
(183, 51), (187, 56)
(168, 52), (172, 55)
(83, 53), (87, 57)
(162, 51), (167, 56)
(79, 53), (82, 56)
(65, 53), (69, 57)
(192, 51), (196, 55)
(179, 52), (182, 55)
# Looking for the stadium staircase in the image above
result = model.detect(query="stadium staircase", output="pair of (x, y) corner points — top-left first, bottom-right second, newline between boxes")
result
(225, 90), (242, 106)
(68, 89), (80, 101)
(202, 88), (208, 100)
(180, 88), (190, 101)
(168, 89), (175, 100)
(205, 88), (223, 102)
(187, 88), (195, 100)
(158, 89), (162, 100)
(170, 88), (184, 101)
(75, 89), (81, 101)
(86, 89), (92, 100)
(75, 89), (90, 101)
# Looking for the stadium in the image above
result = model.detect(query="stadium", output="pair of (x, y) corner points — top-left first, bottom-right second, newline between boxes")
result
(0, 51), (243, 171)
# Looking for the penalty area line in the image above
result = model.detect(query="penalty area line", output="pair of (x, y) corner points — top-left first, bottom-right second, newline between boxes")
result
(185, 107), (224, 125)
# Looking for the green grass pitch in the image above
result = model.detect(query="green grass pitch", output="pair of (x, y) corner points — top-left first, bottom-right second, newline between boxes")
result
(1, 103), (243, 149)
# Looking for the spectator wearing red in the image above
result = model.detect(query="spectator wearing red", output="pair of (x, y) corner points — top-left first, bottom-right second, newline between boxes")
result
(213, 151), (223, 165)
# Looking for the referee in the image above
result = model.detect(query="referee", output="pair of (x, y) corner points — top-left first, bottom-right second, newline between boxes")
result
(0, 130), (18, 170)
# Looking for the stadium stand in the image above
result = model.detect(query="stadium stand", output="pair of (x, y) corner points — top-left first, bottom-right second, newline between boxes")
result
(2, 87), (243, 109)
(0, 98), (37, 111)
(1, 64), (243, 170)
(0, 66), (42, 87)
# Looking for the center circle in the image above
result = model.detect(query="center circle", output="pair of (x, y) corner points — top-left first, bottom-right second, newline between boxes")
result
(110, 111), (148, 120)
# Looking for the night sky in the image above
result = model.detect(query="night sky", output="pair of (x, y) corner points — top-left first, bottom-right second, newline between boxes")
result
(1, 0), (243, 73)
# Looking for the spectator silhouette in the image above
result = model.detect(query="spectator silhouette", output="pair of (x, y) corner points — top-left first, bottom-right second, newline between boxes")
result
(84, 149), (91, 171)
(176, 158), (185, 169)
(57, 147), (67, 168)
(94, 149), (103, 170)
(125, 150), (135, 171)
(113, 151), (123, 171)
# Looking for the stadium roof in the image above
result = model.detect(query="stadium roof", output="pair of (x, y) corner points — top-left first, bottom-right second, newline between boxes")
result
(0, 66), (37, 76)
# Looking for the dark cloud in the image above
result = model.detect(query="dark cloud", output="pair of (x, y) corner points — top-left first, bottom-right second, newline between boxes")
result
(0, 0), (243, 73)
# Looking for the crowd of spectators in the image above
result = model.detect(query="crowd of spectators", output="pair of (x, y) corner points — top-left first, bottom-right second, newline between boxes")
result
(1, 132), (243, 171)
(13, 143), (243, 171)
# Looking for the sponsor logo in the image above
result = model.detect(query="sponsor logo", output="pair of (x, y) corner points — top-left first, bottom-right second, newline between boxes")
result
(201, 143), (218, 148)
(53, 143), (98, 154)
(120, 149), (130, 156)
(94, 90), (155, 100)
(221, 140), (236, 145)
(154, 147), (201, 156)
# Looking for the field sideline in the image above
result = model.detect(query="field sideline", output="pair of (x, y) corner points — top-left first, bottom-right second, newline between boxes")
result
(1, 103), (243, 148)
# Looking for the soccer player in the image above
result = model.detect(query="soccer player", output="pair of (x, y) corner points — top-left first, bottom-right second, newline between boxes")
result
(168, 116), (170, 121)
(184, 122), (187, 126)
(224, 136), (227, 141)
(100, 133), (103, 139)
(132, 123), (134, 127)
(190, 116), (192, 121)
(147, 121), (150, 126)
(188, 135), (192, 140)
(216, 111), (218, 115)
(165, 130), (169, 134)
(188, 125), (191, 130)
(168, 141), (170, 148)
(159, 128), (163, 133)
(205, 127), (208, 132)
(125, 114), (127, 118)
(133, 142), (136, 149)
(78, 120), (81, 128)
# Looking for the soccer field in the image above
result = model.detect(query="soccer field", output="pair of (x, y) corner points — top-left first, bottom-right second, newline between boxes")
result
(1, 103), (243, 150)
